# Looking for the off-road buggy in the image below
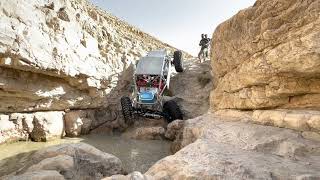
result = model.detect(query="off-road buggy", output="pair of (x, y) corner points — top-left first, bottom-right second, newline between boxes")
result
(121, 50), (184, 125)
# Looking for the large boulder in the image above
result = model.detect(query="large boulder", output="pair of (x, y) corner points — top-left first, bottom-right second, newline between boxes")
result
(164, 120), (184, 140)
(0, 0), (177, 114)
(5, 143), (123, 180)
(26, 155), (75, 178)
(3, 170), (65, 180)
(170, 59), (212, 119)
(164, 120), (185, 153)
(122, 126), (165, 140)
(121, 118), (167, 140)
(146, 114), (320, 179)
(30, 111), (65, 142)
(64, 110), (94, 137)
(210, 0), (320, 110)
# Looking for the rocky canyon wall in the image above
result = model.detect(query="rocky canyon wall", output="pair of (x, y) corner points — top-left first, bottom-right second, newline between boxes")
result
(0, 0), (176, 113)
(210, 0), (320, 134)
(0, 0), (177, 143)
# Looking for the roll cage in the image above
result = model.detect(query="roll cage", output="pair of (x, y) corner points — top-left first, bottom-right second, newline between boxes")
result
(133, 50), (171, 107)
(121, 49), (184, 122)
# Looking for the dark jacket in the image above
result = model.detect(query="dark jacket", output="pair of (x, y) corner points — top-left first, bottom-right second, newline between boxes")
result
(199, 38), (211, 48)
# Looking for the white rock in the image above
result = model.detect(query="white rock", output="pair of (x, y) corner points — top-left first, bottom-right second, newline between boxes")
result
(0, 115), (14, 131)
(0, 114), (23, 144)
(0, 0), (178, 113)
(30, 111), (65, 142)
(64, 110), (94, 137)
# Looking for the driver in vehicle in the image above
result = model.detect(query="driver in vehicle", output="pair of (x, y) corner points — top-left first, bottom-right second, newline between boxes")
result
(121, 50), (184, 124)
(136, 75), (165, 91)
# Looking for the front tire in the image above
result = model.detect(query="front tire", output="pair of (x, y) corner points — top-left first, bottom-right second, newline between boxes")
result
(163, 100), (183, 123)
(121, 96), (134, 125)
(173, 51), (184, 72)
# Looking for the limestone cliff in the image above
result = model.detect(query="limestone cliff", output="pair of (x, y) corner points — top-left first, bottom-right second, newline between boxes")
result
(0, 0), (181, 144)
(210, 0), (320, 134)
(210, 0), (320, 110)
(0, 0), (176, 113)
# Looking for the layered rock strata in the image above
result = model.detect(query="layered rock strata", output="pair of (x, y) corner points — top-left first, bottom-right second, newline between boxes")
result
(210, 0), (320, 138)
(211, 0), (320, 110)
(0, 0), (176, 113)
(0, 0), (183, 143)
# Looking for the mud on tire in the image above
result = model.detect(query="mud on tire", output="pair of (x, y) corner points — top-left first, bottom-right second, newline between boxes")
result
(121, 96), (134, 125)
(163, 100), (183, 123)
(173, 50), (184, 72)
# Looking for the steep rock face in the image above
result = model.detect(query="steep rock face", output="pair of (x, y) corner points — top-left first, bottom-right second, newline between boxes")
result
(210, 0), (320, 110)
(170, 59), (212, 119)
(0, 0), (176, 113)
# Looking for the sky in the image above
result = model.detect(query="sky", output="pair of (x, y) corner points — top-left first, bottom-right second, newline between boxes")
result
(90, 0), (256, 56)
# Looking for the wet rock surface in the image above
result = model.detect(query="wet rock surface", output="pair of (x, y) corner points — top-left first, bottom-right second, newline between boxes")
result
(123, 126), (166, 140)
(122, 118), (167, 140)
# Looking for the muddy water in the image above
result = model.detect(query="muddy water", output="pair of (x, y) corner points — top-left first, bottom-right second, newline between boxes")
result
(80, 133), (171, 173)
(0, 134), (171, 176)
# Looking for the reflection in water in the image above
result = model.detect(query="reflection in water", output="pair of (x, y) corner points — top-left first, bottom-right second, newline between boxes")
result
(0, 133), (171, 175)
(81, 134), (171, 173)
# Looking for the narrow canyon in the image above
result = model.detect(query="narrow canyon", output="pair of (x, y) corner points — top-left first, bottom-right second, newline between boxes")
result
(0, 0), (320, 179)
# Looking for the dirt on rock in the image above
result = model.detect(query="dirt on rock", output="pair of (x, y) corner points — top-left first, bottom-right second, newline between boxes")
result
(170, 59), (212, 119)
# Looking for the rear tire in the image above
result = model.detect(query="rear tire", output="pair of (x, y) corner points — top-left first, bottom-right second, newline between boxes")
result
(163, 100), (183, 123)
(173, 51), (184, 72)
(121, 96), (134, 125)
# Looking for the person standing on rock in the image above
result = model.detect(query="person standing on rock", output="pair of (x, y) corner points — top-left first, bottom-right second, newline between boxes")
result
(198, 34), (211, 63)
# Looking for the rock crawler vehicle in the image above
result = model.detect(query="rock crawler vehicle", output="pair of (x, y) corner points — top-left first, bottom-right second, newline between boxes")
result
(121, 50), (184, 125)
